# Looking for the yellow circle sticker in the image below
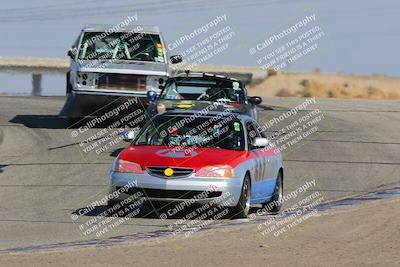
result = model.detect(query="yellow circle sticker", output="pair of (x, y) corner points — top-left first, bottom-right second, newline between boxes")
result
(164, 168), (174, 176)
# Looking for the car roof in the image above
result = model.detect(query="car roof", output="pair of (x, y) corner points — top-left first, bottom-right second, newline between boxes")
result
(82, 24), (161, 34)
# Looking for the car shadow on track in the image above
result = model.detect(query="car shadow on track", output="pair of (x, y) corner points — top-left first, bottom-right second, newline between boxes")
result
(72, 202), (263, 221)
(9, 115), (66, 129)
(257, 104), (275, 111)
(9, 115), (136, 129)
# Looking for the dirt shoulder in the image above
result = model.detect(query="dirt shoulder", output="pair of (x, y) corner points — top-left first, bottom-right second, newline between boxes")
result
(1, 198), (399, 267)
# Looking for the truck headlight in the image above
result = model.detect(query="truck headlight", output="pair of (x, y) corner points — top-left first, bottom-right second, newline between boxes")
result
(146, 76), (165, 93)
(77, 72), (97, 87)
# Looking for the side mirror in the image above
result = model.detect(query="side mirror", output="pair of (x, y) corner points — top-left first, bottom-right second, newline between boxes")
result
(251, 137), (269, 148)
(120, 130), (135, 142)
(67, 47), (77, 59)
(248, 96), (262, 105)
(146, 90), (158, 103)
(170, 55), (182, 64)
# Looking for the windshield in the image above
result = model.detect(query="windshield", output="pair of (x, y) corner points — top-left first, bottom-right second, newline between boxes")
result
(78, 32), (164, 62)
(160, 78), (245, 103)
(134, 115), (245, 151)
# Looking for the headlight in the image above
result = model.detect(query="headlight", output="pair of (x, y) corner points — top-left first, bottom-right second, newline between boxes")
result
(77, 72), (97, 87)
(113, 159), (143, 174)
(146, 76), (165, 93)
(195, 165), (233, 178)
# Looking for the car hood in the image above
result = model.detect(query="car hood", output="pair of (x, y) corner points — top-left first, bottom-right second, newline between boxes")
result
(77, 60), (169, 76)
(118, 145), (248, 171)
(159, 100), (246, 113)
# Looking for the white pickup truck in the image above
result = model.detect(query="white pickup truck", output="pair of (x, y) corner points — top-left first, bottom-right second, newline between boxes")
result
(60, 24), (182, 125)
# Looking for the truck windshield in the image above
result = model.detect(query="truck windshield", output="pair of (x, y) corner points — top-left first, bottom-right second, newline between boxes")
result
(78, 32), (164, 63)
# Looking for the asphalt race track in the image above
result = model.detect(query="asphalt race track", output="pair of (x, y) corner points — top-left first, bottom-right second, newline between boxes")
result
(0, 96), (399, 251)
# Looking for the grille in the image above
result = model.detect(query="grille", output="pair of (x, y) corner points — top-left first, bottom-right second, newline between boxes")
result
(119, 187), (222, 199)
(97, 74), (146, 91)
(146, 166), (194, 178)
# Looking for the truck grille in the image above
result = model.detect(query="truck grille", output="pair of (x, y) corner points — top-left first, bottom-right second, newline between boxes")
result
(97, 74), (146, 91)
(146, 166), (194, 178)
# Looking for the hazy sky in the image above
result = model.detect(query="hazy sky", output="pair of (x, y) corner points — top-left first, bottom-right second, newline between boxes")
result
(0, 0), (399, 76)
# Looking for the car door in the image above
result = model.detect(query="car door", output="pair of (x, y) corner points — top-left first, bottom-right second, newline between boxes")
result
(246, 121), (269, 201)
(257, 123), (279, 181)
(246, 122), (275, 203)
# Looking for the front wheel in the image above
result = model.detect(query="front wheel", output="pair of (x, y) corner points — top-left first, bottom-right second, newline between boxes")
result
(230, 175), (251, 219)
(262, 171), (283, 213)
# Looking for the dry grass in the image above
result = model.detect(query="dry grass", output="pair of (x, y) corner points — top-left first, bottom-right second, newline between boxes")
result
(267, 68), (278, 76)
(248, 72), (400, 99)
(275, 88), (295, 97)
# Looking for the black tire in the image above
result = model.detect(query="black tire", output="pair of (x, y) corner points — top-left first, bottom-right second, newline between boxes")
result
(230, 175), (251, 219)
(262, 171), (283, 213)
(66, 71), (72, 94)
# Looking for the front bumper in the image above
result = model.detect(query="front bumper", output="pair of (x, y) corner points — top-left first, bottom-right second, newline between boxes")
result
(109, 171), (243, 207)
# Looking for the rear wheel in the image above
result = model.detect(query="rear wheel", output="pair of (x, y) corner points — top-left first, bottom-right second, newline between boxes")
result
(230, 175), (251, 219)
(262, 171), (283, 213)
